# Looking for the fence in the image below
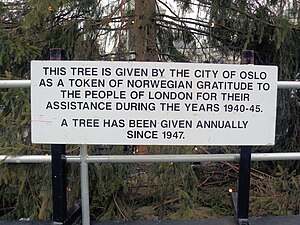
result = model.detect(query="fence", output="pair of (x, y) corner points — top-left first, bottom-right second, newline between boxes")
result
(0, 79), (300, 225)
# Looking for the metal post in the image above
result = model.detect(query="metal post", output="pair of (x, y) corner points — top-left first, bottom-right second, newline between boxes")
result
(81, 144), (90, 225)
(234, 50), (255, 225)
(237, 146), (252, 225)
(241, 50), (254, 64)
(51, 144), (67, 224)
(50, 48), (67, 224)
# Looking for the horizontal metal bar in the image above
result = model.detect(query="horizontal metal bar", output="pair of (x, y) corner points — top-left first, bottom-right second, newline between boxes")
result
(86, 154), (239, 163)
(0, 80), (31, 88)
(0, 80), (299, 89)
(0, 155), (51, 163)
(277, 81), (300, 89)
(1, 152), (300, 164)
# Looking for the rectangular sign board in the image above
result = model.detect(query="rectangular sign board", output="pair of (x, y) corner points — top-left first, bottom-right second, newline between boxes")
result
(31, 61), (278, 145)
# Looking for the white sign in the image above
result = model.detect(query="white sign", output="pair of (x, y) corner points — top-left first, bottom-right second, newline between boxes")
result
(31, 61), (278, 145)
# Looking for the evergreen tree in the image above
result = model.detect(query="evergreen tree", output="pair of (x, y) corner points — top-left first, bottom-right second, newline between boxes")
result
(208, 0), (300, 169)
(0, 0), (300, 220)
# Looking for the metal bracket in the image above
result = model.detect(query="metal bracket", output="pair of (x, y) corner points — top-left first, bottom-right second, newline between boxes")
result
(237, 218), (249, 225)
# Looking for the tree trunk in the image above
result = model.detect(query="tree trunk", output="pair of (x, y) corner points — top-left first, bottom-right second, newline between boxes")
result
(135, 0), (158, 61)
(134, 0), (157, 154)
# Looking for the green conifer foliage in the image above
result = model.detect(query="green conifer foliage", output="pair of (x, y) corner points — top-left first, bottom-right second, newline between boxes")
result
(0, 0), (300, 220)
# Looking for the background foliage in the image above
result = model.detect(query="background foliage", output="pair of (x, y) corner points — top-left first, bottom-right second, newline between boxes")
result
(0, 0), (300, 221)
